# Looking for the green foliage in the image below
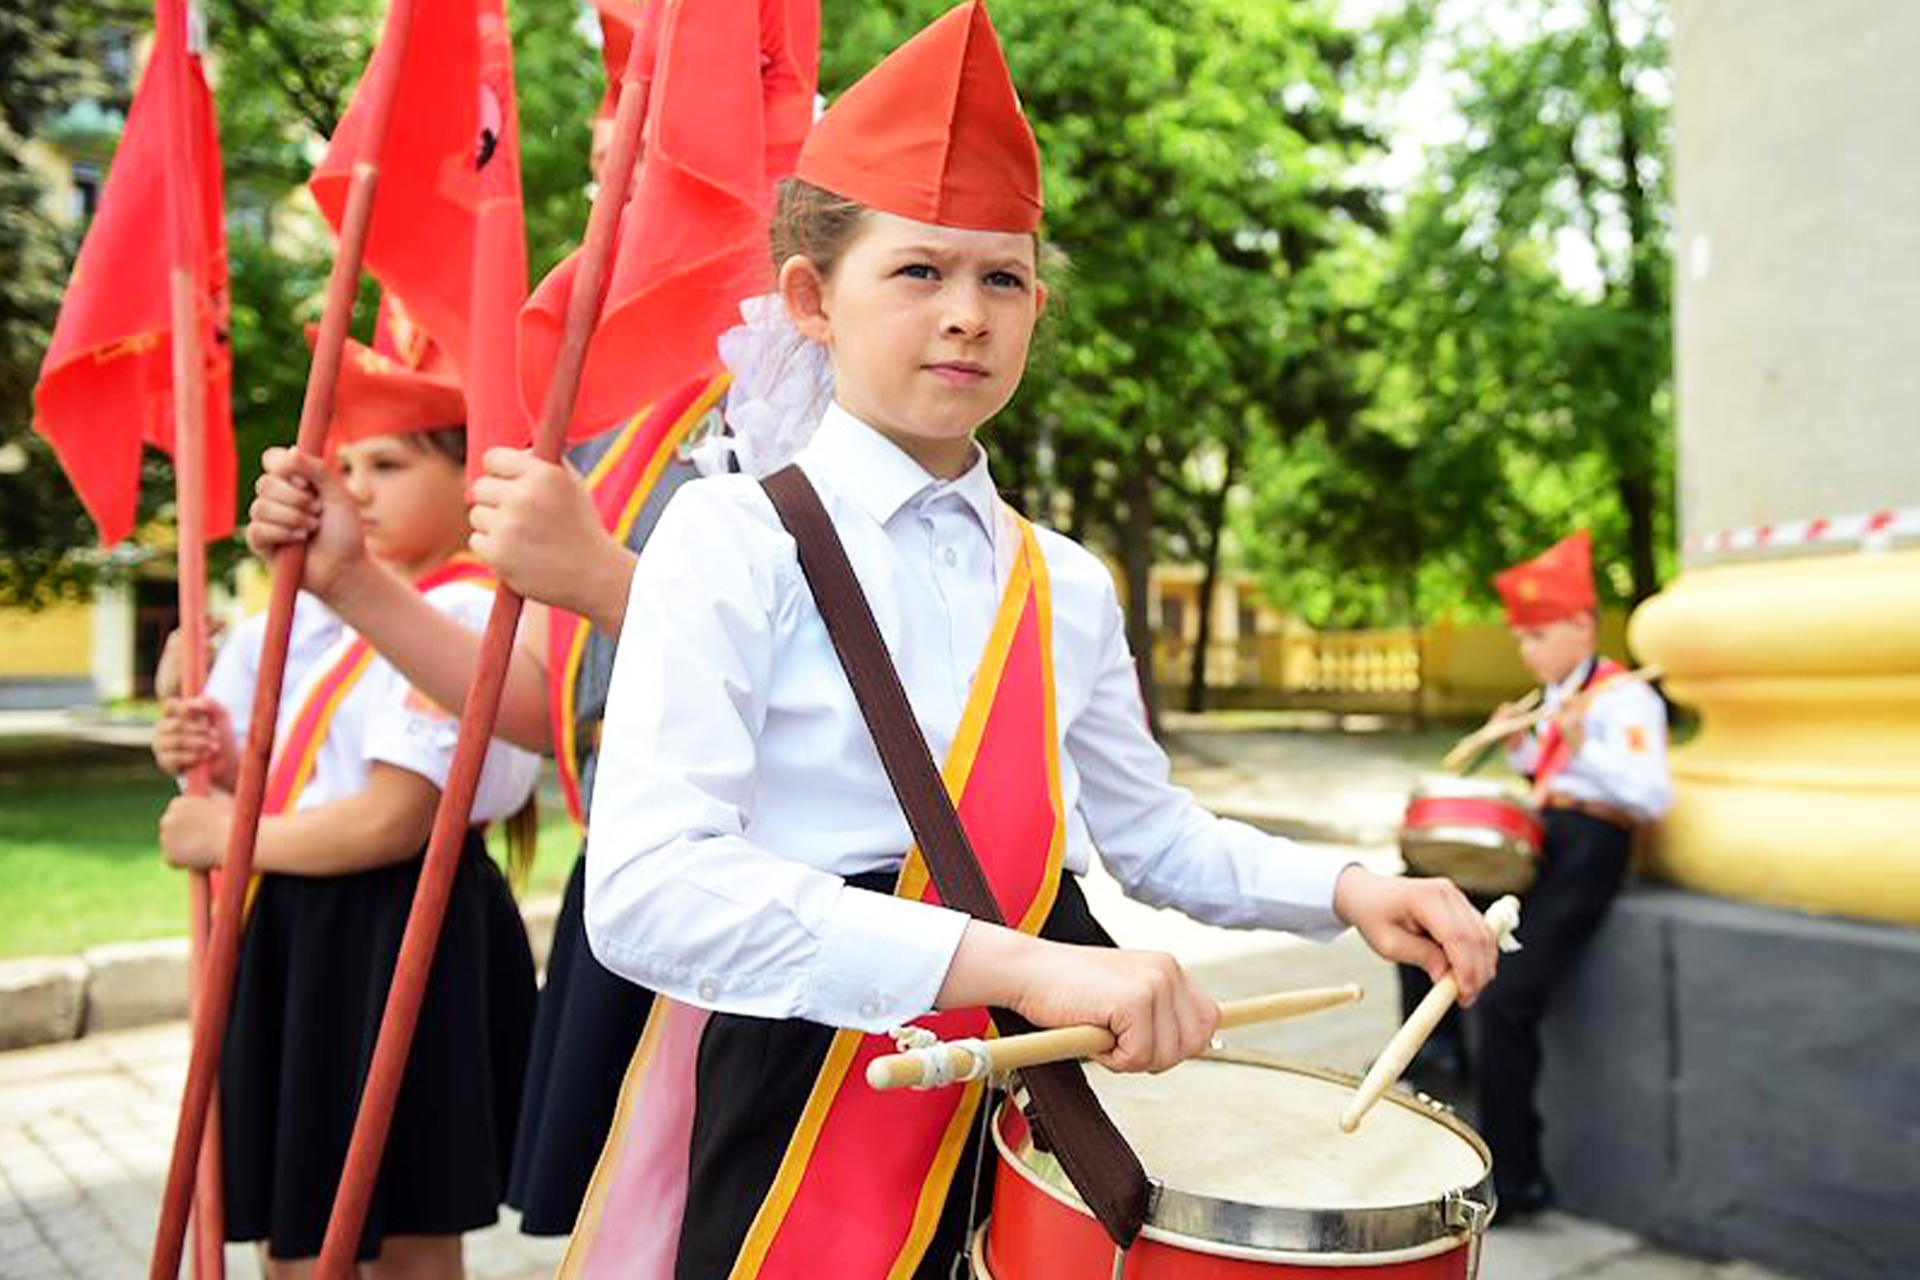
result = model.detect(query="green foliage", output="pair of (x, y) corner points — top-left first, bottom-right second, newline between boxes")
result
(5, 0), (1679, 643)
(1240, 0), (1676, 623)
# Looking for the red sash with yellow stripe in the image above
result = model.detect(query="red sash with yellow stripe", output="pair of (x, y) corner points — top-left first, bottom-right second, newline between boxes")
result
(1530, 656), (1627, 792)
(561, 514), (1062, 1280)
(547, 372), (731, 827)
(261, 557), (498, 817)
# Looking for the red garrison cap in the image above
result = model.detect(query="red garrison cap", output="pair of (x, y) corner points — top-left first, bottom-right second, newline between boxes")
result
(1494, 531), (1598, 626)
(795, 0), (1041, 233)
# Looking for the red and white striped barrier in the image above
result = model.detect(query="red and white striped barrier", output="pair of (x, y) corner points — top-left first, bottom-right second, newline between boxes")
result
(1685, 506), (1920, 557)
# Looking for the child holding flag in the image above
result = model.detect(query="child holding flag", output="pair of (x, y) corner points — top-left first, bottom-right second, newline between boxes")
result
(152, 339), (540, 1279)
(563, 5), (1500, 1277)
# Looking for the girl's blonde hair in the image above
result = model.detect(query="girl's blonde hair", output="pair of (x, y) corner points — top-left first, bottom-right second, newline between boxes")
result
(501, 795), (538, 895)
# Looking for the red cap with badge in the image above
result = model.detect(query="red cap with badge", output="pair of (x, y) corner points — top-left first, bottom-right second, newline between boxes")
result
(1494, 531), (1598, 626)
(795, 0), (1041, 233)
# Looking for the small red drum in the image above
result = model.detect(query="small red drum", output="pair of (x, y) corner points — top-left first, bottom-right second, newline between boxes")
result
(1399, 777), (1542, 896)
(976, 1054), (1493, 1279)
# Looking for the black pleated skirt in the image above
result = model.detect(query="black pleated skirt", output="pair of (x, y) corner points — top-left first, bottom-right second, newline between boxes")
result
(674, 871), (1117, 1280)
(219, 830), (537, 1262)
(507, 851), (657, 1235)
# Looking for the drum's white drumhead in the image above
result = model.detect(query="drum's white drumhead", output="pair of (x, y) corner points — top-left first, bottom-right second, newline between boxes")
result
(1075, 1057), (1487, 1210)
(1409, 774), (1529, 803)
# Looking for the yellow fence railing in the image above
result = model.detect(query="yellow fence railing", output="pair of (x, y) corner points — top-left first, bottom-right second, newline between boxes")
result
(1151, 610), (1632, 718)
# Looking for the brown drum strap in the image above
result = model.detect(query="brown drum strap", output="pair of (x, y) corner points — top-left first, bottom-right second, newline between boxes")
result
(761, 465), (1151, 1250)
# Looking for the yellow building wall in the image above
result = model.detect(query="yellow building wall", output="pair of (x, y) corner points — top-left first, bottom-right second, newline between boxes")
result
(0, 604), (95, 677)
(1420, 610), (1632, 716)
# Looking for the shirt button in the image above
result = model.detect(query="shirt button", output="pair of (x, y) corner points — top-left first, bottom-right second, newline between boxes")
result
(859, 999), (883, 1020)
(697, 978), (720, 1003)
(944, 547), (958, 567)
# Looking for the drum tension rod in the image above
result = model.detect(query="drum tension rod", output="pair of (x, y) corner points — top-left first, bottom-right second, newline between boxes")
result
(1105, 1179), (1162, 1279)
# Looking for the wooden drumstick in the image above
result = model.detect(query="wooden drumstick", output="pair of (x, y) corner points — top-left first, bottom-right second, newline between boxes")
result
(1339, 897), (1522, 1134)
(1440, 688), (1541, 770)
(1441, 667), (1664, 771)
(867, 983), (1364, 1092)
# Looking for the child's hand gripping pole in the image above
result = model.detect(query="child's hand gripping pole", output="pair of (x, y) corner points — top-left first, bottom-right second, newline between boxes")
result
(1339, 896), (1523, 1134)
(867, 983), (1365, 1091)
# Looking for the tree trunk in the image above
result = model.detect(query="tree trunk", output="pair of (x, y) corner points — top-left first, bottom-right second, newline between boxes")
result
(1120, 457), (1160, 736)
(1594, 0), (1667, 606)
(1618, 467), (1660, 604)
(1185, 441), (1241, 713)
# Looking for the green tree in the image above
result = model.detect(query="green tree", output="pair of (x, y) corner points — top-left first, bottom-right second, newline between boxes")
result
(1244, 0), (1674, 624)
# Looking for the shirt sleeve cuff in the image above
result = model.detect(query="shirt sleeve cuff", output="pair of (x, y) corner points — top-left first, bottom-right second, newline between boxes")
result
(800, 884), (971, 1032)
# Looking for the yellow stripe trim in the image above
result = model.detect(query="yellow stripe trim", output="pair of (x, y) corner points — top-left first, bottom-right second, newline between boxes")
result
(278, 644), (377, 813)
(724, 1028), (868, 1280)
(558, 373), (732, 829)
(1017, 520), (1066, 937)
(886, 1080), (986, 1280)
(557, 997), (674, 1280)
(611, 374), (729, 545)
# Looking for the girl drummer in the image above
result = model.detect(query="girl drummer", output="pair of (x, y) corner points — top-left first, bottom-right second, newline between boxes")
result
(152, 339), (540, 1279)
(573, 4), (1500, 1275)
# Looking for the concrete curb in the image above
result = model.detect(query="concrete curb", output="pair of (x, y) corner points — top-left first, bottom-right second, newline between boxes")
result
(0, 895), (562, 1053)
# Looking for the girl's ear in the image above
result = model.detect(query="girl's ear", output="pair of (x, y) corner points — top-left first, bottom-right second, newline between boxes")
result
(778, 255), (833, 345)
(1034, 278), (1050, 320)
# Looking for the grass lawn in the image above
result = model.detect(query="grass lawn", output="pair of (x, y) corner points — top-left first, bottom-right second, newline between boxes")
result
(0, 736), (579, 960)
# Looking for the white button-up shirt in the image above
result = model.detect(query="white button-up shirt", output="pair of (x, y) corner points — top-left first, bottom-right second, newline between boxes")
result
(207, 583), (539, 821)
(586, 404), (1351, 1032)
(1507, 657), (1672, 821)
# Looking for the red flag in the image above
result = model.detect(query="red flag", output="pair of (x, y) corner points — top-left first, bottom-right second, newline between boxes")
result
(310, 0), (528, 469)
(32, 0), (233, 548)
(518, 0), (819, 439)
(590, 0), (664, 124)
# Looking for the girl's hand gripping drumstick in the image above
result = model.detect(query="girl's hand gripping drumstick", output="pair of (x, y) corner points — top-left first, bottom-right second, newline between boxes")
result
(1339, 897), (1523, 1133)
(867, 983), (1364, 1092)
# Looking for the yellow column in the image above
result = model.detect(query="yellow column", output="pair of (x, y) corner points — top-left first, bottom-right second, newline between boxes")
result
(1629, 550), (1920, 925)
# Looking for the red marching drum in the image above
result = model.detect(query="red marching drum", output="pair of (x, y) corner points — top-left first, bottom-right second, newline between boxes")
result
(973, 1054), (1494, 1279)
(1398, 777), (1543, 897)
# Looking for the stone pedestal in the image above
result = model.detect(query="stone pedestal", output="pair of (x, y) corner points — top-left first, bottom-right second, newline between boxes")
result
(1630, 549), (1920, 924)
(1541, 886), (1920, 1280)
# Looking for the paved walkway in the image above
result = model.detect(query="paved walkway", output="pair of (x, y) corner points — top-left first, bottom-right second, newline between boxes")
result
(0, 721), (1808, 1280)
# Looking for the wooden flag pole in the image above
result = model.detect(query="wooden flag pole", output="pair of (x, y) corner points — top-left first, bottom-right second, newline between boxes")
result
(157, 3), (225, 1274)
(312, 28), (654, 1279)
(146, 2), (422, 1276)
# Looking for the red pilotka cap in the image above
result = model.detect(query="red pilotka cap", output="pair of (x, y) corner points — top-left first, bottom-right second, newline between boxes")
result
(795, 0), (1042, 233)
(310, 300), (466, 446)
(1494, 531), (1598, 626)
